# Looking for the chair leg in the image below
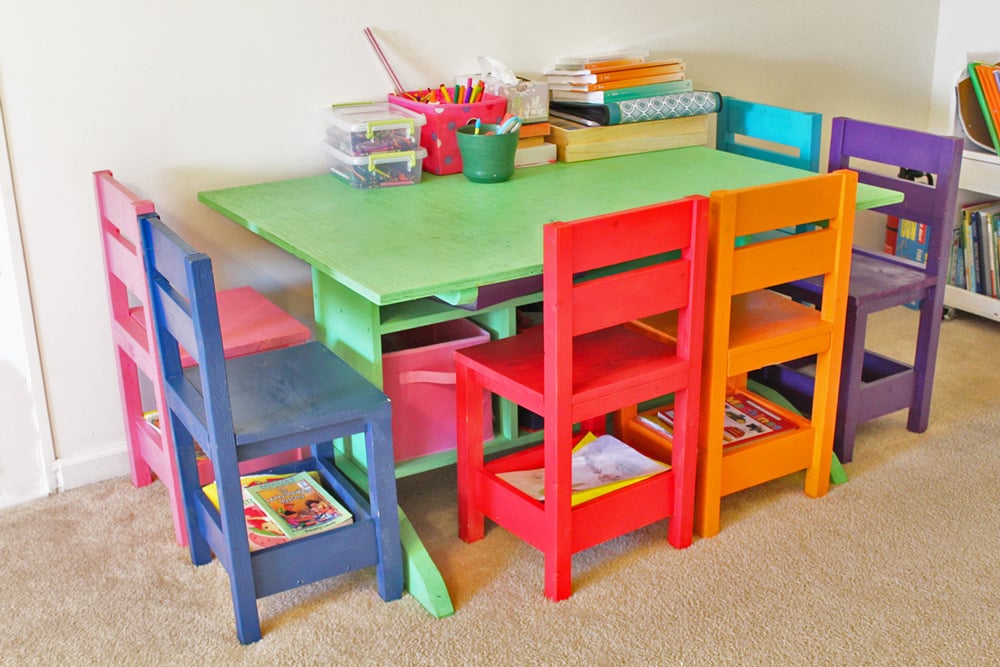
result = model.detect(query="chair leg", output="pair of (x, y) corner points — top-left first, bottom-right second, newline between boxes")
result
(907, 290), (944, 434)
(667, 386), (695, 549)
(833, 307), (867, 464)
(543, 421), (574, 602)
(171, 418), (213, 567)
(456, 362), (486, 542)
(365, 404), (405, 602)
(695, 377), (725, 538)
(804, 346), (836, 499)
(214, 461), (261, 644)
(116, 348), (154, 488)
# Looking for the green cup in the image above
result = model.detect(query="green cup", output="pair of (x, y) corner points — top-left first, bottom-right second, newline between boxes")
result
(456, 124), (520, 183)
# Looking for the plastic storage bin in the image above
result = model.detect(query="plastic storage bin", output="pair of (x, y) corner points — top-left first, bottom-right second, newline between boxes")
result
(326, 102), (426, 156)
(323, 143), (427, 189)
(381, 319), (493, 463)
(387, 92), (507, 175)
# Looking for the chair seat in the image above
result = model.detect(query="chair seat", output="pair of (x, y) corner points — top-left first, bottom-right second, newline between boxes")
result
(456, 324), (684, 417)
(728, 291), (831, 373)
(183, 341), (388, 448)
(794, 249), (938, 307)
(632, 292), (831, 376)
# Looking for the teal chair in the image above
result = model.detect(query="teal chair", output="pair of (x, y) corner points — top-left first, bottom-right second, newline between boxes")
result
(717, 97), (823, 242)
(716, 96), (822, 171)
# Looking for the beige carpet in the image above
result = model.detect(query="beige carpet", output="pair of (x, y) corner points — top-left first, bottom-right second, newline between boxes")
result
(2, 307), (998, 666)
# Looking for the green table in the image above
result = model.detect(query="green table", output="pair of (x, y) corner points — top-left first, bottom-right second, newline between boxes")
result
(199, 145), (902, 618)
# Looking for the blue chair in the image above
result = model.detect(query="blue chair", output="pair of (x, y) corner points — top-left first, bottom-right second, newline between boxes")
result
(716, 96), (822, 171)
(139, 212), (403, 644)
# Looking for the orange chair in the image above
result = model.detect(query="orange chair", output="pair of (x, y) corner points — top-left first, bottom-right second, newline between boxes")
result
(454, 196), (708, 601)
(94, 170), (311, 545)
(630, 170), (858, 537)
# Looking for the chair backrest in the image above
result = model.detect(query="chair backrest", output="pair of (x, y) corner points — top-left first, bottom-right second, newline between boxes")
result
(543, 195), (707, 396)
(827, 116), (963, 279)
(716, 97), (822, 171)
(139, 212), (233, 460)
(94, 170), (158, 358)
(710, 170), (858, 326)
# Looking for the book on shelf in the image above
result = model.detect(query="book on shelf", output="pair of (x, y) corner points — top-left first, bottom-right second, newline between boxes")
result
(549, 90), (721, 126)
(951, 200), (1000, 297)
(545, 114), (708, 162)
(544, 58), (685, 85)
(203, 472), (326, 551)
(495, 432), (670, 506)
(550, 78), (693, 103)
(547, 71), (686, 93)
(244, 470), (353, 539)
(635, 389), (799, 449)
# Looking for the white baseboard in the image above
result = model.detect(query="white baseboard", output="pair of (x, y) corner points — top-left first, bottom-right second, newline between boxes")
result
(54, 442), (131, 492)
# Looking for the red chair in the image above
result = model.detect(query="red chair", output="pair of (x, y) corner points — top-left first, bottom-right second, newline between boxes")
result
(454, 196), (708, 601)
(93, 170), (311, 545)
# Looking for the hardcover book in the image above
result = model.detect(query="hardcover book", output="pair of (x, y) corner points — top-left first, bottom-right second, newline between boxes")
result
(550, 90), (722, 126)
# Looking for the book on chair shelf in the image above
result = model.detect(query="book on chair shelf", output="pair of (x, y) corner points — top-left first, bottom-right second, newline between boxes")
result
(495, 432), (670, 505)
(635, 389), (798, 449)
(203, 472), (306, 551)
(244, 471), (353, 539)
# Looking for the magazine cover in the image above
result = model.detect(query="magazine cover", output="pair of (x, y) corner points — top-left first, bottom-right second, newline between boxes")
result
(496, 432), (669, 505)
(642, 390), (798, 448)
(245, 471), (353, 539)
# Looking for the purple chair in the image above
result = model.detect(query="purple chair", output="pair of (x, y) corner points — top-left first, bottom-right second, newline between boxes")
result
(753, 117), (963, 463)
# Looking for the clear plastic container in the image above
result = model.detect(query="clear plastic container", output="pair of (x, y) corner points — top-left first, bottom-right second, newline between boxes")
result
(322, 142), (427, 189)
(326, 102), (426, 156)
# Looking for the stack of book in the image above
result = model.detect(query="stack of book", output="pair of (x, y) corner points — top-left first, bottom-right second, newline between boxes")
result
(515, 119), (557, 168)
(203, 471), (354, 552)
(541, 51), (721, 162)
(544, 52), (691, 104)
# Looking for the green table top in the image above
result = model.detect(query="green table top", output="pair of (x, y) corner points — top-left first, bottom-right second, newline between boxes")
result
(199, 146), (902, 306)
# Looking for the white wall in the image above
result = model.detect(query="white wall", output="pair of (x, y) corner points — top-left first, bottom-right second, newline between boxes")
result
(0, 0), (941, 504)
(929, 0), (1000, 134)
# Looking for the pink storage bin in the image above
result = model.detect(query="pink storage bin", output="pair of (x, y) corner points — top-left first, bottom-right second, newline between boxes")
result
(381, 319), (493, 462)
(387, 92), (507, 175)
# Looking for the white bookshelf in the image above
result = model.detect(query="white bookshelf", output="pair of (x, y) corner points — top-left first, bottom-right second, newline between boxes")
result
(944, 150), (1000, 320)
(931, 2), (1000, 322)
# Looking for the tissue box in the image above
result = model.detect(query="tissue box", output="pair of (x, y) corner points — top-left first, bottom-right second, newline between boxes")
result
(387, 92), (507, 175)
(485, 78), (549, 124)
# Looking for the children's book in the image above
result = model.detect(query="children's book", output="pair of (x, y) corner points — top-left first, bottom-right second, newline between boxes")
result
(203, 472), (312, 551)
(495, 432), (670, 505)
(244, 471), (353, 539)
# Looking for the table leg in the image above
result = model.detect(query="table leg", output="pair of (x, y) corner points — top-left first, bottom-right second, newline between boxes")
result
(313, 269), (455, 618)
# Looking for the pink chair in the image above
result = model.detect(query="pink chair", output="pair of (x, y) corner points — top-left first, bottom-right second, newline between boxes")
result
(93, 170), (312, 545)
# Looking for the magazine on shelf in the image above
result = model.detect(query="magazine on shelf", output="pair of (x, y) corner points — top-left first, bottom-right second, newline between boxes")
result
(495, 432), (670, 505)
(637, 389), (798, 448)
